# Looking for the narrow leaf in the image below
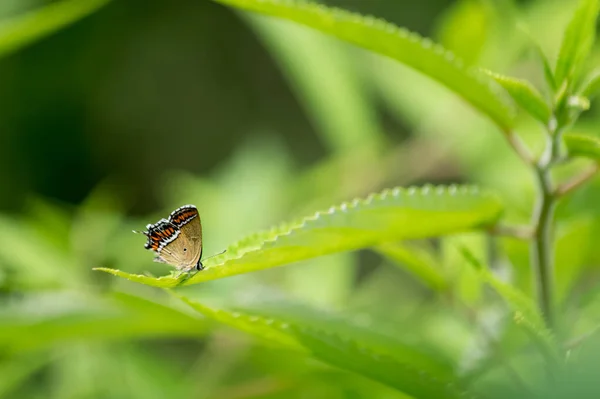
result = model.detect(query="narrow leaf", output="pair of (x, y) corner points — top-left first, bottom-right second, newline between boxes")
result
(96, 185), (504, 287)
(458, 246), (561, 364)
(564, 133), (600, 161)
(244, 14), (385, 153)
(537, 44), (558, 92)
(579, 68), (600, 99)
(210, 0), (516, 131)
(482, 70), (551, 124)
(0, 0), (111, 59)
(554, 0), (600, 87)
(517, 24), (557, 91)
(376, 242), (448, 291)
(177, 295), (468, 398)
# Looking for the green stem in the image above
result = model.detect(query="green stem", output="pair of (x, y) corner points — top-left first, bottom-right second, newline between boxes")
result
(530, 130), (561, 330)
(531, 170), (556, 328)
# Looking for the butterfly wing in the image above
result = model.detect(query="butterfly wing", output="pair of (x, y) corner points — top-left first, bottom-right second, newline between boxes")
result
(142, 219), (183, 266)
(168, 205), (202, 270)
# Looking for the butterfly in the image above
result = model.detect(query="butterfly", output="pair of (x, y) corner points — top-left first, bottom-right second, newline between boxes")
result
(134, 205), (205, 274)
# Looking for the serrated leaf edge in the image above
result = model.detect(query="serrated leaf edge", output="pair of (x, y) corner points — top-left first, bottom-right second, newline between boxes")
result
(179, 295), (469, 398)
(214, 184), (496, 262)
(213, 0), (517, 129)
(95, 184), (501, 286)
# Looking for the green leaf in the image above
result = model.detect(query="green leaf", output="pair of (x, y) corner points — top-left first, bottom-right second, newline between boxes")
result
(0, 356), (49, 398)
(555, 218), (593, 304)
(96, 185), (504, 287)
(536, 45), (558, 93)
(458, 246), (561, 364)
(579, 68), (600, 99)
(0, 292), (207, 354)
(376, 242), (448, 292)
(435, 0), (489, 65)
(210, 0), (516, 131)
(482, 70), (551, 124)
(244, 14), (385, 153)
(554, 0), (600, 87)
(0, 0), (111, 59)
(564, 133), (600, 161)
(517, 24), (557, 91)
(177, 294), (468, 398)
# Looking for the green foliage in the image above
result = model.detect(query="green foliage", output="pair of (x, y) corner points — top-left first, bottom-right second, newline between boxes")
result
(376, 242), (448, 292)
(243, 13), (385, 153)
(210, 0), (517, 131)
(564, 133), (600, 161)
(554, 0), (600, 88)
(0, 0), (111, 59)
(177, 294), (467, 399)
(458, 246), (560, 365)
(5, 0), (600, 398)
(579, 68), (600, 99)
(482, 70), (551, 124)
(0, 292), (207, 354)
(97, 185), (503, 287)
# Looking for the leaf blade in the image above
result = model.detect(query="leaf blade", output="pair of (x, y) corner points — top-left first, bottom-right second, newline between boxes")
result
(376, 242), (448, 292)
(0, 0), (111, 59)
(210, 0), (516, 131)
(564, 133), (600, 161)
(579, 68), (600, 99)
(97, 185), (504, 287)
(458, 246), (561, 365)
(482, 70), (551, 124)
(244, 14), (385, 153)
(554, 0), (600, 87)
(0, 292), (207, 354)
(177, 294), (468, 399)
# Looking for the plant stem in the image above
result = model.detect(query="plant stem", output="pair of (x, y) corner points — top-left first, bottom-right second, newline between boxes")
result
(530, 131), (561, 330)
(531, 173), (556, 329)
(555, 163), (600, 197)
(488, 224), (534, 240)
(506, 131), (535, 165)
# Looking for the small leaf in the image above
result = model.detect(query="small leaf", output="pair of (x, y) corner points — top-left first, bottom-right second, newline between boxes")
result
(482, 70), (551, 124)
(564, 133), (600, 161)
(0, 0), (112, 59)
(517, 24), (557, 91)
(97, 185), (504, 287)
(554, 0), (600, 87)
(537, 45), (558, 92)
(210, 0), (517, 131)
(376, 242), (448, 292)
(579, 68), (600, 99)
(458, 246), (561, 364)
(177, 294), (468, 398)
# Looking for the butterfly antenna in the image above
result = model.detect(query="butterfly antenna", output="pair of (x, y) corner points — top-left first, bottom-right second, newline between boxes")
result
(132, 229), (147, 235)
(203, 249), (227, 262)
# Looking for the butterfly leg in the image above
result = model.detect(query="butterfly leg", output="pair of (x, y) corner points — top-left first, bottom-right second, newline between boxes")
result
(174, 267), (196, 279)
(195, 260), (204, 271)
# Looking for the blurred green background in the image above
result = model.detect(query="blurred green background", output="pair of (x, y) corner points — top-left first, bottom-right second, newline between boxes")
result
(2, 0), (600, 398)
